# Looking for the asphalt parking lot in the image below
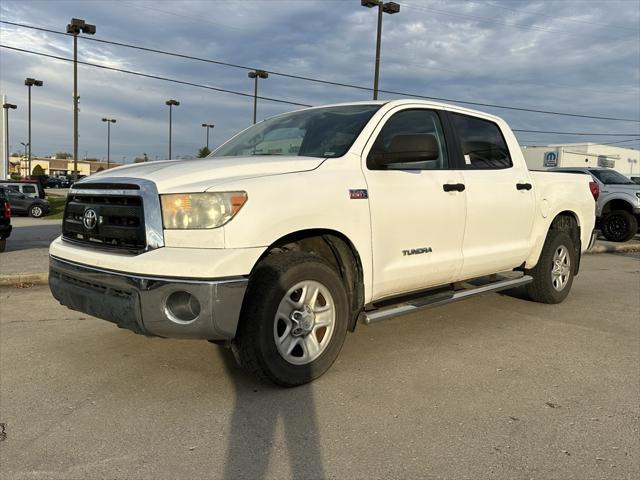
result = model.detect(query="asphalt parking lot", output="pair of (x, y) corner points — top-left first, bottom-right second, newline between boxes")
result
(0, 253), (638, 480)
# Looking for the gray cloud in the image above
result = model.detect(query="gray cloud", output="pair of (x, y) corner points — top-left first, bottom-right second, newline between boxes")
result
(0, 0), (638, 161)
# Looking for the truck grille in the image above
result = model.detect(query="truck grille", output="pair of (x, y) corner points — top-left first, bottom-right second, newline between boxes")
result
(62, 192), (147, 252)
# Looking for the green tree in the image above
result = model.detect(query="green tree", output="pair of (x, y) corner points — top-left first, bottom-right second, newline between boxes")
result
(55, 152), (72, 159)
(197, 146), (211, 158)
(96, 166), (105, 172)
(32, 164), (45, 175)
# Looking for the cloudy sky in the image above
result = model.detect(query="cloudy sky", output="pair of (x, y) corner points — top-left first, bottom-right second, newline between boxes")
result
(1, 0), (639, 162)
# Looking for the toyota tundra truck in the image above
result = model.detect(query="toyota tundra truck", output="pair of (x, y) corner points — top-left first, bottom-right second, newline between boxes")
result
(49, 100), (597, 386)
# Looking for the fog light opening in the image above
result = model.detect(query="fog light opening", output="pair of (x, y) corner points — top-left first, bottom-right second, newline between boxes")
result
(165, 291), (201, 324)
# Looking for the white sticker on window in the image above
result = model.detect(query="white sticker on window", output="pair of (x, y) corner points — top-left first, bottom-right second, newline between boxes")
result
(464, 154), (471, 165)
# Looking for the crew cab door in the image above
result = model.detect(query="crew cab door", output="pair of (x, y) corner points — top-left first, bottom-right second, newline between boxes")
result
(362, 107), (466, 300)
(448, 112), (535, 279)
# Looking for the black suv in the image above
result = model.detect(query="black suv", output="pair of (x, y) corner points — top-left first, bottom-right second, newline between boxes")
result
(0, 187), (12, 252)
(3, 188), (50, 218)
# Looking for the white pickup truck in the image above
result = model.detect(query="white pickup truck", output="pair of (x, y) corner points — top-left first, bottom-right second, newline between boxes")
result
(49, 100), (597, 386)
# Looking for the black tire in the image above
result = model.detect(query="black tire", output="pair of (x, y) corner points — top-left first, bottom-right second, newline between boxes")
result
(29, 204), (44, 218)
(234, 251), (350, 387)
(525, 230), (576, 304)
(600, 210), (637, 242)
(0, 238), (5, 253)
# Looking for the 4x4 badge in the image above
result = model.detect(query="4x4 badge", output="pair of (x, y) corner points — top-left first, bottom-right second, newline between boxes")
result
(349, 189), (368, 199)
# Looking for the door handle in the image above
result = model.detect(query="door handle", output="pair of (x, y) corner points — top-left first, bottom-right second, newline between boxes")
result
(443, 183), (466, 192)
(516, 183), (532, 191)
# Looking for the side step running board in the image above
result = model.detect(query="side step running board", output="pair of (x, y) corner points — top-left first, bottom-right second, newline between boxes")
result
(362, 275), (533, 325)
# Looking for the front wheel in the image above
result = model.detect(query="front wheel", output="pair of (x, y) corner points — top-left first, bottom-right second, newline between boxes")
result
(234, 251), (349, 387)
(526, 230), (576, 304)
(600, 210), (637, 242)
(29, 204), (44, 218)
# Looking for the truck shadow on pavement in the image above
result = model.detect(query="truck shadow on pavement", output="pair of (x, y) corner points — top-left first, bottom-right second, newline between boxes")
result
(218, 348), (326, 480)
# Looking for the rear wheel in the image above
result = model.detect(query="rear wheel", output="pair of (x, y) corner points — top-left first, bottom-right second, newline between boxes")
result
(234, 251), (349, 387)
(600, 210), (637, 242)
(29, 204), (44, 218)
(526, 230), (576, 304)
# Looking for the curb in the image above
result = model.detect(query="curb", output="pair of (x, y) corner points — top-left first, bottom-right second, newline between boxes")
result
(586, 243), (640, 254)
(0, 272), (49, 286)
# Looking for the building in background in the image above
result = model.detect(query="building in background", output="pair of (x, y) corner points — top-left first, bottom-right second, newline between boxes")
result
(9, 155), (122, 177)
(521, 143), (640, 177)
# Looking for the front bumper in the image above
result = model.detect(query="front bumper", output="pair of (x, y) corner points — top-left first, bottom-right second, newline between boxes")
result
(49, 256), (248, 340)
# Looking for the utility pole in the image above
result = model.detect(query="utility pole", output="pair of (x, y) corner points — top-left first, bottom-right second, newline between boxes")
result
(165, 99), (180, 159)
(101, 118), (116, 169)
(66, 18), (96, 180)
(24, 78), (43, 177)
(202, 123), (215, 149)
(248, 70), (268, 124)
(2, 101), (17, 180)
(361, 1), (400, 100)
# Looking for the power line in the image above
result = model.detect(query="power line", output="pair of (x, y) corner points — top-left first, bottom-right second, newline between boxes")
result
(3, 44), (640, 139)
(479, 1), (639, 33)
(399, 1), (632, 42)
(1, 19), (639, 123)
(0, 44), (311, 108)
(520, 138), (640, 148)
(512, 129), (639, 136)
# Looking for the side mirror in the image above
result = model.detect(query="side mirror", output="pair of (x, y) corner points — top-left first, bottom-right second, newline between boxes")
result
(372, 134), (440, 166)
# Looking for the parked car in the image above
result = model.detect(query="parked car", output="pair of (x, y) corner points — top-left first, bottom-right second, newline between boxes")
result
(550, 167), (640, 242)
(4, 189), (50, 218)
(0, 180), (45, 199)
(49, 100), (597, 386)
(0, 187), (12, 252)
(46, 177), (64, 188)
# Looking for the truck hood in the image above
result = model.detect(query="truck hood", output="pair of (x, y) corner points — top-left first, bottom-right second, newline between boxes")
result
(84, 156), (325, 192)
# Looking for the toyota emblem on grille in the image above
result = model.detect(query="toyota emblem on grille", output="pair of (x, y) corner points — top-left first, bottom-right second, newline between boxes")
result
(83, 209), (98, 230)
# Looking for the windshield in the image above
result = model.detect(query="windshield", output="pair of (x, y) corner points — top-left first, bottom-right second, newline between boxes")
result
(591, 169), (636, 185)
(211, 104), (381, 158)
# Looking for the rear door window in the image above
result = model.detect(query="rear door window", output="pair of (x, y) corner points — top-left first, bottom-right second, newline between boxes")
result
(450, 113), (512, 169)
(22, 185), (37, 194)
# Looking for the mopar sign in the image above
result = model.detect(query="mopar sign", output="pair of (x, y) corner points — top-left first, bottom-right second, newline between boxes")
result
(544, 151), (558, 167)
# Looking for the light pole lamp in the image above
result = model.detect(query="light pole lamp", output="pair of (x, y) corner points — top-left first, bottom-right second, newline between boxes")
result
(361, 1), (400, 100)
(101, 118), (116, 169)
(24, 78), (43, 177)
(201, 123), (215, 149)
(165, 99), (180, 159)
(66, 18), (96, 180)
(2, 103), (17, 180)
(248, 69), (268, 124)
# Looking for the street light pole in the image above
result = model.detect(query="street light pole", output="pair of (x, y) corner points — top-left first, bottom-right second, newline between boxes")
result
(248, 70), (268, 124)
(20, 141), (28, 177)
(101, 118), (116, 169)
(165, 99), (180, 159)
(24, 78), (43, 177)
(2, 103), (17, 180)
(201, 123), (214, 149)
(361, 1), (400, 100)
(66, 18), (96, 180)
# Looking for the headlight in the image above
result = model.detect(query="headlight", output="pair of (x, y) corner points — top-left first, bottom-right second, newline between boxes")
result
(161, 192), (247, 229)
